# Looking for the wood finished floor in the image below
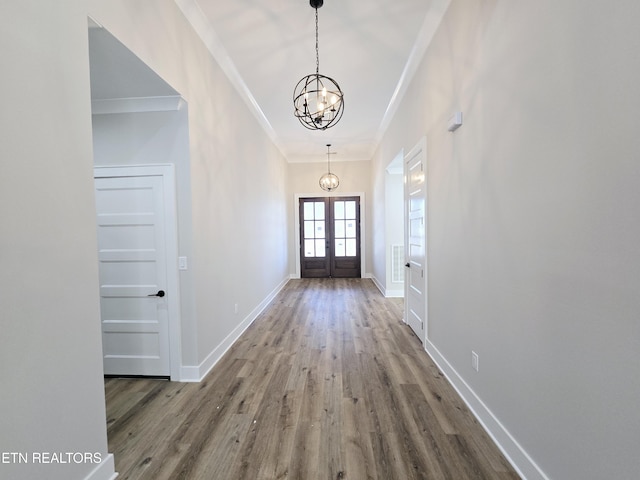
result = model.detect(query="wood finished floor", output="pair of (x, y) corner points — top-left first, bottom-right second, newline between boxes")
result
(105, 278), (520, 480)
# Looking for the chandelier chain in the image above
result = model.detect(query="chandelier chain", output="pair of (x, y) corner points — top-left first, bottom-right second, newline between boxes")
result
(315, 8), (319, 75)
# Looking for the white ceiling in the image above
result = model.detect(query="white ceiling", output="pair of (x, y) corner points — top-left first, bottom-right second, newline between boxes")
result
(90, 0), (450, 163)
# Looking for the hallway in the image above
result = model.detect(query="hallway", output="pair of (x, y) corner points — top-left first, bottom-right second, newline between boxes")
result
(105, 279), (519, 479)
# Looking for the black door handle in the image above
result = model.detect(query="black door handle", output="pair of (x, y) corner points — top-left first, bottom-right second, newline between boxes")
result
(148, 290), (165, 298)
(405, 263), (410, 268)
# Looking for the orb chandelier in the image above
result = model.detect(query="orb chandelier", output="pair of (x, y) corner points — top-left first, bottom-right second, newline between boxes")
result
(293, 0), (344, 131)
(319, 144), (339, 192)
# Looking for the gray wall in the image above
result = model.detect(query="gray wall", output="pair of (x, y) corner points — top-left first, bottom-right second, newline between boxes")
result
(0, 1), (113, 479)
(372, 1), (640, 478)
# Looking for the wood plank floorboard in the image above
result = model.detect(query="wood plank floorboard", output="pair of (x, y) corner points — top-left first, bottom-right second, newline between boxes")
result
(105, 278), (520, 480)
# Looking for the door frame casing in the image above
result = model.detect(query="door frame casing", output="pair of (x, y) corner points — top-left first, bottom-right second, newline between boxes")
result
(294, 192), (366, 279)
(94, 164), (182, 380)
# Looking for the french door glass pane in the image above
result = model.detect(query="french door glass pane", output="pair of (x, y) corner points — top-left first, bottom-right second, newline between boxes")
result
(304, 239), (315, 257)
(332, 199), (357, 258)
(304, 220), (315, 239)
(303, 200), (327, 258)
(301, 195), (358, 268)
(346, 239), (356, 257)
(345, 201), (356, 219)
(345, 220), (356, 238)
(304, 202), (314, 220)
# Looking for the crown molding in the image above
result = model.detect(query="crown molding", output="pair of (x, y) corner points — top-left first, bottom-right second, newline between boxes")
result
(373, 0), (452, 150)
(174, 0), (287, 159)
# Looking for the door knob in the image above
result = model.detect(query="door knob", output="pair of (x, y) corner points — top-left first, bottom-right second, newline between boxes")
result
(148, 290), (165, 298)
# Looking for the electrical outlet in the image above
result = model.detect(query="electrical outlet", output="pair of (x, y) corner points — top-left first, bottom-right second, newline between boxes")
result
(471, 351), (479, 372)
(234, 303), (239, 314)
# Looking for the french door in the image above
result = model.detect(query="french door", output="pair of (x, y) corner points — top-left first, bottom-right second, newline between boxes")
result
(300, 196), (361, 278)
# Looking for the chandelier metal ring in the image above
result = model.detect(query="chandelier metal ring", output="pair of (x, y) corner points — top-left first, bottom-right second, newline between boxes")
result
(293, 74), (344, 131)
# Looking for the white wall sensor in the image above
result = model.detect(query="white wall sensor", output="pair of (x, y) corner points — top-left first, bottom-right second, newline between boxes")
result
(448, 111), (463, 132)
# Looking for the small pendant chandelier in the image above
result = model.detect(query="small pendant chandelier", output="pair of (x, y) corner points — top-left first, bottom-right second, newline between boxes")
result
(319, 144), (339, 192)
(293, 0), (344, 131)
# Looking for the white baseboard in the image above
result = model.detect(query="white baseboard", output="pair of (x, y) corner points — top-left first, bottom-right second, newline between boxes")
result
(423, 339), (550, 480)
(370, 274), (385, 295)
(179, 276), (290, 382)
(384, 287), (404, 298)
(178, 365), (200, 382)
(84, 453), (117, 480)
(369, 274), (404, 298)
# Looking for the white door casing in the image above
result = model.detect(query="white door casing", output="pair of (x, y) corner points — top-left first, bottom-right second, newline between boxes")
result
(404, 138), (427, 343)
(94, 165), (181, 378)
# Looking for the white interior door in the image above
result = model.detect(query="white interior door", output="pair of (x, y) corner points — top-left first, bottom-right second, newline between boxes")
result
(95, 173), (171, 376)
(404, 139), (427, 342)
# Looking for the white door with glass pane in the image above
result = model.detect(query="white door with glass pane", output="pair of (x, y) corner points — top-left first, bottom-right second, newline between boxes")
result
(94, 173), (171, 376)
(300, 197), (361, 278)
